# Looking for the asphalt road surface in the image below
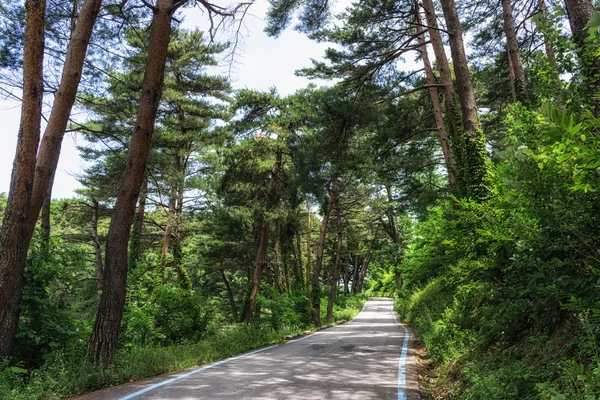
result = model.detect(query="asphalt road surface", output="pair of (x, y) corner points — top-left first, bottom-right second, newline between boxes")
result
(84, 298), (418, 400)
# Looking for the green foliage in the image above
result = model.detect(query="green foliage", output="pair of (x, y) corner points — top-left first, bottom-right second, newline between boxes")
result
(0, 294), (365, 399)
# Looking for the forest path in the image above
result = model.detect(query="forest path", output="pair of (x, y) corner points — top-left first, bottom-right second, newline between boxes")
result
(83, 298), (419, 400)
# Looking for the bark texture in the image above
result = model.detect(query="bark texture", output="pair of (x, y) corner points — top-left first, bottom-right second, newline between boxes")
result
(241, 152), (283, 323)
(311, 184), (335, 327)
(501, 0), (527, 101)
(564, 0), (600, 114)
(326, 197), (343, 322)
(440, 0), (490, 201)
(0, 0), (46, 359)
(421, 0), (458, 139)
(87, 0), (177, 366)
(416, 11), (456, 184)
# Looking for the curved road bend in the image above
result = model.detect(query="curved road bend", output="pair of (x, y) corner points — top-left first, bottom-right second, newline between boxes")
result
(83, 298), (419, 400)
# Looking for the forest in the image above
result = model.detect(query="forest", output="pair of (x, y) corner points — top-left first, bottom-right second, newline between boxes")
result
(0, 0), (599, 398)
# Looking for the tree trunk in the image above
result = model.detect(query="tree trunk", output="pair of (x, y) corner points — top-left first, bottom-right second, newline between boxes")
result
(415, 13), (456, 184)
(0, 0), (46, 359)
(305, 196), (312, 285)
(564, 0), (600, 114)
(27, 0), (103, 234)
(440, 0), (489, 201)
(241, 151), (283, 323)
(242, 221), (269, 323)
(220, 268), (238, 321)
(326, 196), (343, 322)
(173, 168), (191, 291)
(311, 183), (335, 327)
(275, 221), (286, 292)
(501, 0), (527, 101)
(87, 0), (178, 367)
(40, 189), (52, 259)
(352, 253), (360, 293)
(90, 195), (104, 292)
(295, 227), (304, 288)
(357, 252), (371, 293)
(421, 0), (458, 139)
(128, 176), (147, 270)
(538, 0), (564, 108)
(343, 257), (349, 294)
(155, 183), (177, 287)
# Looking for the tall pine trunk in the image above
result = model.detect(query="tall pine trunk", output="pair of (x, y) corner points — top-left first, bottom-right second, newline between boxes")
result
(421, 0), (458, 140)
(564, 0), (600, 114)
(440, 0), (490, 201)
(295, 227), (304, 288)
(305, 196), (312, 285)
(311, 183), (335, 327)
(538, 0), (564, 107)
(87, 0), (178, 366)
(356, 251), (371, 293)
(416, 11), (456, 184)
(0, 0), (46, 359)
(326, 196), (342, 322)
(90, 195), (104, 292)
(501, 0), (527, 101)
(352, 253), (360, 293)
(27, 0), (103, 233)
(241, 151), (282, 323)
(242, 221), (269, 323)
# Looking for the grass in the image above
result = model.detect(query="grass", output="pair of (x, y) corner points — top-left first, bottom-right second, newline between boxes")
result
(1, 293), (367, 400)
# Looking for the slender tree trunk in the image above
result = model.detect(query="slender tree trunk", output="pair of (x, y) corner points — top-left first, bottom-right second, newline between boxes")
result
(128, 176), (147, 270)
(90, 196), (104, 292)
(311, 183), (335, 327)
(241, 152), (283, 323)
(27, 0), (103, 234)
(415, 13), (456, 184)
(421, 0), (459, 139)
(357, 252), (371, 293)
(220, 269), (238, 321)
(440, 0), (490, 201)
(87, 0), (179, 366)
(352, 253), (360, 293)
(173, 169), (191, 290)
(343, 258), (349, 294)
(564, 0), (600, 114)
(538, 0), (564, 108)
(502, 0), (527, 101)
(40, 189), (52, 259)
(275, 221), (286, 292)
(326, 197), (343, 322)
(295, 228), (304, 288)
(242, 221), (269, 323)
(0, 0), (46, 359)
(305, 196), (312, 285)
(155, 183), (177, 286)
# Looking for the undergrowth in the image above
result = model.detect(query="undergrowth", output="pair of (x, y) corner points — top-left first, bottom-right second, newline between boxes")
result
(0, 293), (366, 399)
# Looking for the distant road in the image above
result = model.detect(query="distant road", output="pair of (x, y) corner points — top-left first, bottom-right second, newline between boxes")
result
(84, 298), (418, 400)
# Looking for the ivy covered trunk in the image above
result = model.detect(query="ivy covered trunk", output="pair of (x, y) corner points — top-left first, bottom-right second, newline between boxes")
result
(440, 0), (490, 201)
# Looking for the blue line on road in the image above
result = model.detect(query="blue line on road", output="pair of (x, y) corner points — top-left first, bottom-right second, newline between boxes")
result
(119, 344), (279, 400)
(391, 305), (410, 400)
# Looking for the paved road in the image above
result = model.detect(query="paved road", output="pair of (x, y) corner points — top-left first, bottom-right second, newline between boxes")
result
(84, 298), (418, 400)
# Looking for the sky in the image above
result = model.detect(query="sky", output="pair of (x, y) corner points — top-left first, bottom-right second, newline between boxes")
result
(0, 0), (339, 199)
